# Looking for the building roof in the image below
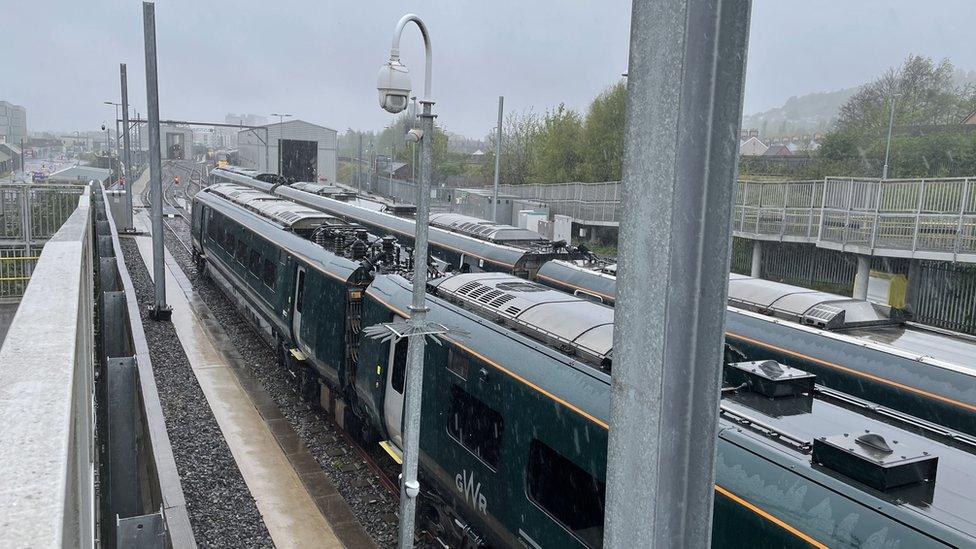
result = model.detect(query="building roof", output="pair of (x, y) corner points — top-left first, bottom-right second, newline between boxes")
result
(262, 118), (337, 133)
(48, 165), (112, 183)
(963, 109), (976, 125)
(763, 144), (793, 157)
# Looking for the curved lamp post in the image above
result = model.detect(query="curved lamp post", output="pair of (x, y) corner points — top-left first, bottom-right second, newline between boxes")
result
(372, 13), (442, 548)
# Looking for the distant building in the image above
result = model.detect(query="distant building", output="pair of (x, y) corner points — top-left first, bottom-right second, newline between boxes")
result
(763, 144), (793, 157)
(0, 149), (11, 175)
(159, 124), (193, 160)
(739, 128), (760, 141)
(0, 101), (27, 146)
(48, 165), (112, 185)
(739, 136), (768, 156)
(962, 110), (976, 125)
(238, 119), (337, 183)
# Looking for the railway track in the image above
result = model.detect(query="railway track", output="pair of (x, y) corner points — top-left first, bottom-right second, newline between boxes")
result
(149, 174), (402, 542)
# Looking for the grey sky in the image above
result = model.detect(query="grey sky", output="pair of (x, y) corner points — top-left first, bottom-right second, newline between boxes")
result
(7, 1), (976, 137)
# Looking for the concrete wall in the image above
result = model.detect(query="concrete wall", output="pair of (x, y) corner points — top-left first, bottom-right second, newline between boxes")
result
(0, 187), (94, 547)
(237, 119), (337, 183)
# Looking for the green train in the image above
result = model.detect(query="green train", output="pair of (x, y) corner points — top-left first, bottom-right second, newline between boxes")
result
(192, 182), (976, 548)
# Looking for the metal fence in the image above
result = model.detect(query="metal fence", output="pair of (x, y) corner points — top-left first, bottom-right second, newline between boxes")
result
(497, 181), (621, 224)
(0, 182), (88, 297)
(733, 177), (976, 261)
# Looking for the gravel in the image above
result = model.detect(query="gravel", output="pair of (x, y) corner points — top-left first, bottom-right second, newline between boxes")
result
(161, 212), (401, 547)
(120, 238), (274, 549)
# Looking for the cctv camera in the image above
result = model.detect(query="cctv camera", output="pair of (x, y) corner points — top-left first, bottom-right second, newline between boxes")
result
(377, 59), (411, 114)
(405, 128), (423, 143)
(101, 124), (106, 131)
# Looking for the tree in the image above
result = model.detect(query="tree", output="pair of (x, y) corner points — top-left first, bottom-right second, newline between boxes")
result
(580, 81), (626, 182)
(482, 110), (539, 186)
(837, 55), (967, 134)
(528, 104), (584, 183)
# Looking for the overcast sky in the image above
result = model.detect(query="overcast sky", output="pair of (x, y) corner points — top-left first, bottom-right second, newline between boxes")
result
(6, 1), (976, 137)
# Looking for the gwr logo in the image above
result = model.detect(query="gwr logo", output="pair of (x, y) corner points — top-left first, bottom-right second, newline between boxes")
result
(455, 469), (488, 515)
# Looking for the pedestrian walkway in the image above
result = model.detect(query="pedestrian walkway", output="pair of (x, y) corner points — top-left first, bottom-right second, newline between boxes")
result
(131, 213), (344, 549)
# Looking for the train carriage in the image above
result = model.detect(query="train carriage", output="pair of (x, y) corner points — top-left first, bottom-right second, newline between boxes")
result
(359, 272), (976, 548)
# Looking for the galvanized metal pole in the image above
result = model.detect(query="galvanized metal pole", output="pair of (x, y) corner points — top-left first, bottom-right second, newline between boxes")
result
(143, 0), (171, 320)
(397, 98), (433, 549)
(120, 63), (134, 231)
(358, 133), (364, 191)
(882, 94), (898, 180)
(604, 1), (752, 548)
(388, 14), (434, 547)
(491, 95), (503, 223)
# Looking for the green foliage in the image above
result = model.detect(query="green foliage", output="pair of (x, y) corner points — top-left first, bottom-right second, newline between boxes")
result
(579, 81), (626, 181)
(528, 104), (585, 183)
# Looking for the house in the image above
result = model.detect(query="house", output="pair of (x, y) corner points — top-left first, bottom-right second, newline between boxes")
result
(763, 144), (793, 157)
(739, 136), (768, 156)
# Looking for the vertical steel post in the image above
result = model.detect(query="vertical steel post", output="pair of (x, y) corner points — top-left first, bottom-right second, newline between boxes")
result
(492, 95), (504, 223)
(120, 63), (134, 231)
(604, 1), (752, 547)
(397, 99), (433, 549)
(882, 94), (898, 180)
(358, 134), (364, 191)
(143, 0), (170, 320)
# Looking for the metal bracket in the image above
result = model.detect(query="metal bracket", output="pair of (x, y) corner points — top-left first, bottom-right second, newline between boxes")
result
(363, 318), (467, 345)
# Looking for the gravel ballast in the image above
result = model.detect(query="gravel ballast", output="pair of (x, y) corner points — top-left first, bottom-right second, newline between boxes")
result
(120, 238), (274, 548)
(161, 214), (400, 547)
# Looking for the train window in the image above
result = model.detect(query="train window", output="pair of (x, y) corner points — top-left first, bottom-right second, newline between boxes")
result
(527, 439), (605, 549)
(235, 240), (247, 265)
(446, 349), (469, 380)
(295, 270), (305, 313)
(447, 384), (503, 469)
(224, 232), (235, 253)
(262, 259), (276, 289)
(391, 338), (407, 394)
(248, 249), (261, 276)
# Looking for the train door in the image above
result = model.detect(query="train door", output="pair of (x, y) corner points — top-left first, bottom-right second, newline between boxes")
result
(383, 328), (408, 448)
(292, 266), (310, 355)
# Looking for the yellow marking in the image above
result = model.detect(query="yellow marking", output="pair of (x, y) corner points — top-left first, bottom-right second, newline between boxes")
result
(376, 365), (382, 375)
(289, 348), (307, 361)
(0, 276), (30, 281)
(366, 289), (837, 548)
(714, 485), (828, 549)
(378, 440), (403, 464)
(727, 331), (976, 413)
(0, 256), (41, 261)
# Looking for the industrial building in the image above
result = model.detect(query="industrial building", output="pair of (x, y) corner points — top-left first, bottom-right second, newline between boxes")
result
(237, 119), (336, 183)
(159, 124), (193, 160)
(0, 101), (27, 146)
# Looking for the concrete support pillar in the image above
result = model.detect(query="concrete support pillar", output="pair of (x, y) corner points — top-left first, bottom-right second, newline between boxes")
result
(853, 254), (871, 301)
(904, 258), (922, 313)
(750, 240), (763, 278)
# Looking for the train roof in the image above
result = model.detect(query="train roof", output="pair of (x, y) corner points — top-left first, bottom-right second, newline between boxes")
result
(271, 185), (532, 269)
(719, 378), (976, 544)
(205, 183), (347, 231)
(537, 259), (617, 303)
(194, 185), (365, 283)
(726, 274), (897, 330)
(428, 212), (548, 245)
(288, 181), (357, 200)
(430, 272), (613, 368)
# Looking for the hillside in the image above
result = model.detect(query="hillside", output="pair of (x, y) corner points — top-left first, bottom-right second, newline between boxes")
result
(742, 87), (858, 138)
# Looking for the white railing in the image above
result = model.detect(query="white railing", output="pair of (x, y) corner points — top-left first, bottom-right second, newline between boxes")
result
(733, 177), (976, 262)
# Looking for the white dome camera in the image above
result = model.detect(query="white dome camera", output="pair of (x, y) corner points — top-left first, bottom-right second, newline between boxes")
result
(377, 59), (411, 114)
(405, 128), (423, 143)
